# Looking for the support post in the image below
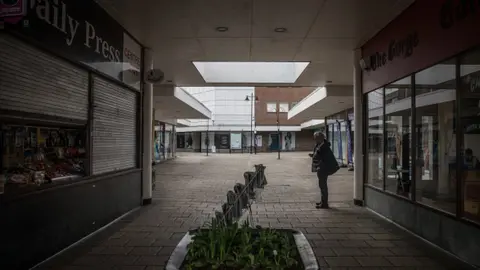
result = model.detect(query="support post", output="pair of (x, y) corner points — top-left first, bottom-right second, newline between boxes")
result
(250, 93), (254, 154)
(353, 48), (364, 206)
(277, 105), (281, 160)
(142, 48), (154, 205)
(206, 120), (209, 156)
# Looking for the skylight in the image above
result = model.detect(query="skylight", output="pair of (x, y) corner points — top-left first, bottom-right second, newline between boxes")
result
(192, 61), (310, 83)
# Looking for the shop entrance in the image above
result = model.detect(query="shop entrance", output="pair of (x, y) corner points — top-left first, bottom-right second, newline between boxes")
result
(269, 133), (280, 151)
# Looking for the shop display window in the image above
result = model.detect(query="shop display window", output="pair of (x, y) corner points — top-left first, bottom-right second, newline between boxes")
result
(384, 77), (412, 198)
(366, 89), (385, 188)
(0, 125), (87, 194)
(460, 48), (480, 222)
(414, 59), (457, 214)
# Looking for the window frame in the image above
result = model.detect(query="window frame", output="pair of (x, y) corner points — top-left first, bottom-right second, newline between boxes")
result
(278, 102), (289, 113)
(362, 47), (480, 228)
(266, 102), (277, 113)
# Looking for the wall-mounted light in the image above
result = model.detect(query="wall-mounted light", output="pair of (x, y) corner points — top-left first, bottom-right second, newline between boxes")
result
(359, 58), (370, 71)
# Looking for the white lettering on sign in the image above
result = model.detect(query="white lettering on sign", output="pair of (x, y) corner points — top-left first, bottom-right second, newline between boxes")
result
(470, 76), (480, 93)
(30, 0), (121, 62)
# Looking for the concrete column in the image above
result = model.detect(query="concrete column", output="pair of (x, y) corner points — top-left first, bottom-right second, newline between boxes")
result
(142, 48), (154, 205)
(353, 48), (364, 206)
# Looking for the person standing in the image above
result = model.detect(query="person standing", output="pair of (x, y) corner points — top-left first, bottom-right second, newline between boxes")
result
(309, 132), (339, 209)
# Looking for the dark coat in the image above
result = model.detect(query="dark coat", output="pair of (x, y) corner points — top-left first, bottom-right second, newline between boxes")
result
(311, 140), (339, 174)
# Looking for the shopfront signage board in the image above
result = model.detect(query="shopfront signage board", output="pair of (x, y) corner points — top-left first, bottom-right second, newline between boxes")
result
(3, 0), (142, 90)
(362, 0), (480, 93)
(230, 133), (242, 150)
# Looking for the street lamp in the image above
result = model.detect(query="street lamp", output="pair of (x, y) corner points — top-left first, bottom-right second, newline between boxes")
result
(206, 119), (210, 156)
(276, 105), (281, 160)
(245, 94), (259, 154)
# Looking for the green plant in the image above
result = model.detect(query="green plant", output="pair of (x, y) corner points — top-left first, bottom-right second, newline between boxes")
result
(183, 218), (300, 270)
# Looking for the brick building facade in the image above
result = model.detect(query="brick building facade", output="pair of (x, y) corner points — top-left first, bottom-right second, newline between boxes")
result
(254, 87), (316, 152)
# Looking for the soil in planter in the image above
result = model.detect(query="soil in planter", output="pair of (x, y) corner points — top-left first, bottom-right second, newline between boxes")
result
(181, 222), (305, 270)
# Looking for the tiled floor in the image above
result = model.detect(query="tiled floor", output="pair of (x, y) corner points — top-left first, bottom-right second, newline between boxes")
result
(38, 152), (475, 270)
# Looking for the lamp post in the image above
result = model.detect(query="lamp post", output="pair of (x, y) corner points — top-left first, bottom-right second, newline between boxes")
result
(206, 119), (209, 156)
(276, 105), (281, 160)
(245, 94), (258, 154)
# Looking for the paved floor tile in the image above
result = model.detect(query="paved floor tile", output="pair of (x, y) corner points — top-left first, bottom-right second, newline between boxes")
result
(39, 153), (475, 270)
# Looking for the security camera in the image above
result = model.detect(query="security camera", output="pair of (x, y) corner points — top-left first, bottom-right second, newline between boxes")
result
(145, 68), (165, 84)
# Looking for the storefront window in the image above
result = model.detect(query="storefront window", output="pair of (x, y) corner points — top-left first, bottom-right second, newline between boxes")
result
(384, 77), (412, 197)
(1, 125), (87, 193)
(366, 89), (384, 188)
(414, 59), (456, 214)
(460, 48), (480, 222)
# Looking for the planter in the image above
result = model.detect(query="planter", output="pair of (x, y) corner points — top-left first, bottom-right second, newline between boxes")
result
(165, 229), (318, 270)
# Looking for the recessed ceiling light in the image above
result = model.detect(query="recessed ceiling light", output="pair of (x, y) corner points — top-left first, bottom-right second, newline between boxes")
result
(216, 26), (229, 32)
(326, 80), (333, 83)
(274, 27), (287, 33)
(167, 80), (173, 83)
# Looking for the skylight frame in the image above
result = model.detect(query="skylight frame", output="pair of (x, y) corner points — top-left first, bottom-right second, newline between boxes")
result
(192, 61), (310, 84)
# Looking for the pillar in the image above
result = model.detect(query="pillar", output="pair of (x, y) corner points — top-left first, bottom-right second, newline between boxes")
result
(142, 48), (154, 205)
(353, 48), (364, 206)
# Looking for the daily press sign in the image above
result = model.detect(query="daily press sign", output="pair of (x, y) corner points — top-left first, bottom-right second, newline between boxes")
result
(2, 0), (141, 90)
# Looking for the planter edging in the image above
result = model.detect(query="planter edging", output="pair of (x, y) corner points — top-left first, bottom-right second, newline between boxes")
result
(165, 229), (318, 270)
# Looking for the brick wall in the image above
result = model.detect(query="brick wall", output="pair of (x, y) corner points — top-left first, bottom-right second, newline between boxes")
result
(254, 87), (314, 126)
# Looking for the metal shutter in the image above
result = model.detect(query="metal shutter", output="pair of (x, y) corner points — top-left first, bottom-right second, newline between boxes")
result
(92, 76), (137, 175)
(0, 34), (88, 121)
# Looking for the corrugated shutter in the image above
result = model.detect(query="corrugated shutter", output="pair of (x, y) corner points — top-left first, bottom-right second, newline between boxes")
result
(0, 34), (88, 121)
(92, 76), (137, 175)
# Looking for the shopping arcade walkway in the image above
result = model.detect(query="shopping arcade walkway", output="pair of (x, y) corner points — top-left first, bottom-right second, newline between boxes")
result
(40, 152), (474, 270)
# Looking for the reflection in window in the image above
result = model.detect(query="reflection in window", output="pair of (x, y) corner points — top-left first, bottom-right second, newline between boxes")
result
(367, 89), (384, 188)
(385, 77), (412, 197)
(414, 59), (456, 214)
(460, 49), (480, 223)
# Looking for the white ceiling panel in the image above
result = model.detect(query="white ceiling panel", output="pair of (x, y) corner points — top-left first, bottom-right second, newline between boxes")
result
(95, 0), (414, 87)
(294, 39), (355, 62)
(250, 38), (303, 61)
(189, 0), (252, 38)
(153, 39), (204, 61)
(252, 0), (325, 38)
(198, 38), (251, 61)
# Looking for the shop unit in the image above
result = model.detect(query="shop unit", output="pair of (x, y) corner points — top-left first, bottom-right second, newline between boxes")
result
(0, 0), (143, 268)
(325, 109), (354, 168)
(361, 0), (480, 266)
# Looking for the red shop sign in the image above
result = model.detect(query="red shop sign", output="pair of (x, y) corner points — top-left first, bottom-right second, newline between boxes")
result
(362, 0), (480, 93)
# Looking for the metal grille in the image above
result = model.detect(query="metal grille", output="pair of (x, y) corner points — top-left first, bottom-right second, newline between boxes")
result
(92, 76), (137, 175)
(0, 34), (88, 121)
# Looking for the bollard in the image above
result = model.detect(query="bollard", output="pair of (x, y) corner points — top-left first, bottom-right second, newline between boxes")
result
(234, 183), (249, 210)
(254, 164), (267, 188)
(243, 171), (256, 198)
(221, 203), (232, 225)
(227, 190), (240, 218)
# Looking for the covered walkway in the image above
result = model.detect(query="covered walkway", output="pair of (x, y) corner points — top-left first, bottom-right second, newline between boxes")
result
(40, 153), (473, 270)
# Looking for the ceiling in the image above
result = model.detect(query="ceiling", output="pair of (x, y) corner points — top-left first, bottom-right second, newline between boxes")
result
(96, 0), (415, 87)
(288, 85), (354, 121)
(153, 86), (212, 119)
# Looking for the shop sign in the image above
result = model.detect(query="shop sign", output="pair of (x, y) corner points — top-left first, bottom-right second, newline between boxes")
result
(366, 32), (419, 71)
(440, 0), (480, 30)
(4, 0), (142, 89)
